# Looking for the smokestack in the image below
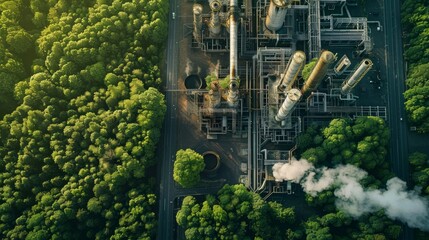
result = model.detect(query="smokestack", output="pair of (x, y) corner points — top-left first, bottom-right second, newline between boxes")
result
(209, 1), (222, 37)
(209, 81), (221, 108)
(341, 59), (373, 95)
(193, 4), (203, 42)
(275, 88), (302, 122)
(227, 0), (239, 107)
(265, 0), (289, 32)
(301, 51), (335, 94)
(278, 51), (306, 92)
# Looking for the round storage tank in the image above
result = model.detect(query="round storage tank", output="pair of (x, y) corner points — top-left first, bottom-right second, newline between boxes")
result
(184, 74), (204, 89)
(203, 151), (221, 174)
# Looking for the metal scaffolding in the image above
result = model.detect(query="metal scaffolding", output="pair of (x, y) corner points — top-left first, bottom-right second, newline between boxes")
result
(308, 0), (321, 59)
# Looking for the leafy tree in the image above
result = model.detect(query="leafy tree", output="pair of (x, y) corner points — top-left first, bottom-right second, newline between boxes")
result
(0, 0), (169, 239)
(173, 149), (205, 188)
(176, 184), (300, 240)
(302, 58), (318, 81)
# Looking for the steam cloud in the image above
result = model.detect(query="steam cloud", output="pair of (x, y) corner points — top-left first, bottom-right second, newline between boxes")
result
(273, 159), (429, 231)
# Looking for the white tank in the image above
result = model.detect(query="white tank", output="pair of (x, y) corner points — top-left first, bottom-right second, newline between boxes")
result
(334, 55), (351, 75)
(278, 51), (306, 92)
(265, 0), (289, 32)
(275, 88), (302, 122)
(341, 59), (373, 94)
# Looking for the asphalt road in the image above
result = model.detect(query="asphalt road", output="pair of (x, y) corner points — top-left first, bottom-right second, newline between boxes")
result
(383, 0), (413, 238)
(157, 1), (179, 240)
(384, 0), (408, 184)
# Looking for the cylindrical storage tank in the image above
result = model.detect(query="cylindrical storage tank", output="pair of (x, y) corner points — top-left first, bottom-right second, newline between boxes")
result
(334, 56), (351, 75)
(184, 74), (203, 89)
(193, 4), (203, 42)
(265, 0), (288, 32)
(341, 59), (373, 94)
(278, 51), (306, 92)
(275, 88), (302, 122)
(301, 51), (335, 94)
(203, 151), (221, 176)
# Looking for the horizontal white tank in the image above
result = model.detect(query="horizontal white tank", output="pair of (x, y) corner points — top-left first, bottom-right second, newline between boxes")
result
(334, 55), (351, 75)
(275, 88), (302, 122)
(278, 51), (306, 92)
(265, 0), (288, 32)
(341, 59), (373, 94)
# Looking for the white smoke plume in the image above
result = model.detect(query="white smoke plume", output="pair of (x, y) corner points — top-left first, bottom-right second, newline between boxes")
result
(273, 159), (429, 231)
(185, 58), (193, 76)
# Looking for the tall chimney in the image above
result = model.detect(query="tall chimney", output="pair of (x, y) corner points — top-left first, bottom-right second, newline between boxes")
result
(193, 4), (203, 42)
(227, 0), (239, 107)
(209, 1), (222, 37)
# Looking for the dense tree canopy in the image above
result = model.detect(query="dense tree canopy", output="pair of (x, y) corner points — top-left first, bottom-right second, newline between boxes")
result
(408, 152), (429, 196)
(296, 117), (401, 238)
(298, 117), (391, 179)
(403, 63), (429, 132)
(401, 0), (429, 132)
(173, 149), (205, 188)
(0, 0), (168, 239)
(176, 184), (300, 240)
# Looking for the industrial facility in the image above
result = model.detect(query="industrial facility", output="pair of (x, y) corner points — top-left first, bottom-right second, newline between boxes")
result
(181, 0), (385, 196)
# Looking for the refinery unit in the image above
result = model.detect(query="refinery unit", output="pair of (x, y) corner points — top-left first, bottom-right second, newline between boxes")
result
(182, 0), (386, 195)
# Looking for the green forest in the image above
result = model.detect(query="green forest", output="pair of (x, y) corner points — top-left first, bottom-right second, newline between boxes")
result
(177, 117), (405, 239)
(0, 0), (168, 239)
(401, 0), (429, 133)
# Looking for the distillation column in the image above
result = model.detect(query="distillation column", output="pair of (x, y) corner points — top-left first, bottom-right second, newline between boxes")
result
(341, 59), (373, 94)
(209, 1), (222, 37)
(265, 0), (289, 32)
(209, 81), (222, 108)
(277, 51), (306, 92)
(227, 0), (239, 107)
(275, 88), (302, 122)
(301, 50), (336, 94)
(193, 4), (203, 42)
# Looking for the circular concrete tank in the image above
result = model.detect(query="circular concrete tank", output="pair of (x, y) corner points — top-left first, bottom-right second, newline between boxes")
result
(203, 151), (221, 173)
(184, 74), (203, 89)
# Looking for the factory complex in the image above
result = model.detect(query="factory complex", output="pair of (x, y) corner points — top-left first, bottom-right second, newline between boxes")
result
(175, 0), (385, 196)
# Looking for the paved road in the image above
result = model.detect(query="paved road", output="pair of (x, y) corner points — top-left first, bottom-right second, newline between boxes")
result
(384, 0), (408, 184)
(157, 1), (179, 240)
(383, 0), (413, 239)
